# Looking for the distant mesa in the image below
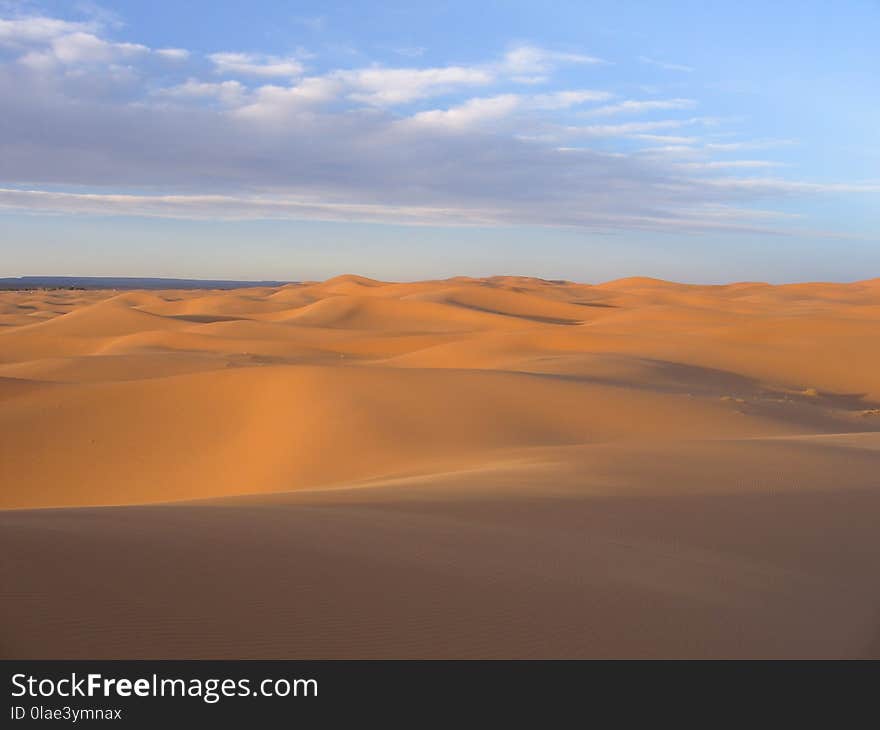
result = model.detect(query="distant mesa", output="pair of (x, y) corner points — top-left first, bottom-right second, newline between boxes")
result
(0, 276), (293, 291)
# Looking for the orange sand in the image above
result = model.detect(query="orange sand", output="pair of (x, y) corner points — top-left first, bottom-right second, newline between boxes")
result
(1, 275), (879, 657)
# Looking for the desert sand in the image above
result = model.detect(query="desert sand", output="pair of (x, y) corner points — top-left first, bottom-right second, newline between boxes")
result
(1, 274), (879, 658)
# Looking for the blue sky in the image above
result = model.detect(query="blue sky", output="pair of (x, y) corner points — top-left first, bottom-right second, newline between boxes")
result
(0, 0), (877, 282)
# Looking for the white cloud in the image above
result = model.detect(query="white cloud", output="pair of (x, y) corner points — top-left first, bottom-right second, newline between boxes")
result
(703, 178), (880, 194)
(4, 186), (860, 238)
(49, 31), (148, 64)
(677, 160), (784, 170)
(632, 134), (698, 144)
(1, 16), (149, 69)
(409, 94), (523, 128)
(639, 145), (702, 156)
(223, 55), (597, 121)
(231, 77), (344, 121)
(704, 138), (795, 151)
(530, 90), (612, 109)
(570, 118), (711, 136)
(335, 65), (494, 105)
(0, 188), (505, 225)
(409, 90), (611, 129)
(0, 16), (92, 45)
(155, 47), (189, 61)
(501, 44), (605, 75)
(209, 51), (304, 77)
(583, 98), (696, 117)
(156, 78), (246, 105)
(242, 46), (604, 110)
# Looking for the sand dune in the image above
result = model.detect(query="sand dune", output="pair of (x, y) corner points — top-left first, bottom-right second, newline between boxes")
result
(1, 275), (879, 658)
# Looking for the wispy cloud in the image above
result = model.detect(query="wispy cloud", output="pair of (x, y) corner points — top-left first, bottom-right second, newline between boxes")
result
(704, 138), (796, 151)
(317, 44), (605, 107)
(0, 188), (506, 225)
(390, 46), (426, 58)
(333, 65), (494, 105)
(408, 94), (523, 129)
(155, 47), (189, 61)
(631, 134), (698, 144)
(409, 90), (611, 129)
(230, 77), (343, 120)
(570, 117), (717, 136)
(703, 178), (880, 194)
(0, 15), (94, 45)
(677, 160), (785, 170)
(582, 98), (696, 117)
(293, 15), (326, 32)
(501, 44), (606, 74)
(0, 15), (149, 69)
(5, 186), (864, 240)
(638, 55), (693, 72)
(208, 52), (305, 78)
(155, 78), (246, 106)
